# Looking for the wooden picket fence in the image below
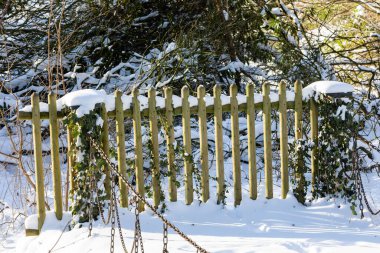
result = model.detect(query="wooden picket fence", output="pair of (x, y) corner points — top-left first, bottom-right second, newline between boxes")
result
(18, 81), (351, 235)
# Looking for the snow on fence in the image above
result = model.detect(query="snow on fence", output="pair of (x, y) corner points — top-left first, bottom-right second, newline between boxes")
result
(18, 81), (354, 236)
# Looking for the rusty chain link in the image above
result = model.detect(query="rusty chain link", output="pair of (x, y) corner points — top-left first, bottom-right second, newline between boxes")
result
(87, 136), (209, 253)
(163, 223), (169, 253)
(110, 172), (116, 253)
(130, 195), (144, 253)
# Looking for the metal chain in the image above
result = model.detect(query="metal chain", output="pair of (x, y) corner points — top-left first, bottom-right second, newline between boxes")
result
(355, 168), (365, 219)
(163, 223), (169, 253)
(352, 135), (380, 218)
(358, 171), (380, 216)
(136, 196), (144, 253)
(88, 136), (209, 253)
(96, 190), (112, 225)
(88, 143), (94, 237)
(131, 195), (145, 253)
(110, 170), (116, 253)
(111, 174), (129, 253)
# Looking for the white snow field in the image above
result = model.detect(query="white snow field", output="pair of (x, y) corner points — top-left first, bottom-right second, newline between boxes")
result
(3, 170), (379, 253)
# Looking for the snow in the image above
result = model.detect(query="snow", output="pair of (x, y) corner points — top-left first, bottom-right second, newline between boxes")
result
(271, 7), (282, 15)
(133, 11), (159, 23)
(223, 10), (229, 21)
(0, 92), (18, 108)
(4, 70), (36, 90)
(303, 81), (354, 100)
(57, 89), (109, 117)
(219, 61), (245, 73)
(12, 172), (380, 253)
(24, 215), (38, 230)
(18, 82), (353, 117)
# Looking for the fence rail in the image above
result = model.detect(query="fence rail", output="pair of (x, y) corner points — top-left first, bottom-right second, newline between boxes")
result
(18, 81), (351, 236)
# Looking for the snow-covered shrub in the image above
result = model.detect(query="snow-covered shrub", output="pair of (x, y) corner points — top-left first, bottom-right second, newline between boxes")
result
(64, 111), (108, 223)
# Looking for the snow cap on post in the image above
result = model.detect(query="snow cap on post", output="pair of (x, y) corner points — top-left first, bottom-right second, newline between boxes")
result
(303, 81), (354, 99)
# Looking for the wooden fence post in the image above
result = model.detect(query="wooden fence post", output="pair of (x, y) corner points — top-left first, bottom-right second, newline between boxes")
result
(214, 85), (225, 204)
(66, 126), (74, 210)
(310, 98), (318, 192)
(115, 90), (128, 207)
(48, 93), (62, 220)
(230, 84), (242, 206)
(294, 80), (304, 179)
(100, 103), (111, 200)
(263, 83), (273, 199)
(279, 81), (289, 199)
(31, 93), (46, 233)
(198, 85), (209, 202)
(246, 83), (257, 200)
(181, 86), (193, 205)
(148, 88), (161, 208)
(164, 87), (177, 202)
(132, 87), (145, 211)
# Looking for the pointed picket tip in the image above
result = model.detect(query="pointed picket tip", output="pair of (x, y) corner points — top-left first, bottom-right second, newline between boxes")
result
(230, 83), (238, 95)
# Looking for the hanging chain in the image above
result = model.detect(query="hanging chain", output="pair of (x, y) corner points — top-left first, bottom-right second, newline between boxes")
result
(163, 223), (169, 253)
(96, 190), (112, 225)
(110, 171), (116, 253)
(352, 134), (380, 218)
(111, 170), (129, 253)
(88, 142), (94, 237)
(87, 136), (209, 253)
(131, 195), (144, 253)
(88, 174), (95, 237)
(357, 171), (380, 216)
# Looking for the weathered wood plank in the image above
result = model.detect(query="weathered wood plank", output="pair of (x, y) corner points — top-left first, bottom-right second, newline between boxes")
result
(230, 84), (242, 206)
(263, 83), (273, 199)
(115, 90), (128, 207)
(164, 87), (177, 202)
(148, 88), (161, 208)
(31, 93), (46, 233)
(181, 86), (193, 205)
(48, 93), (63, 220)
(198, 85), (209, 203)
(294, 80), (304, 180)
(133, 88), (145, 211)
(66, 126), (75, 203)
(246, 83), (257, 200)
(100, 103), (111, 200)
(18, 100), (299, 120)
(214, 85), (225, 204)
(279, 81), (289, 199)
(310, 98), (318, 192)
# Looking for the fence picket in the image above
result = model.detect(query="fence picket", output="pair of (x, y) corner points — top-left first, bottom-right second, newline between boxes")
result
(164, 87), (177, 202)
(263, 83), (273, 199)
(182, 86), (193, 205)
(310, 98), (318, 192)
(48, 93), (63, 220)
(148, 88), (161, 208)
(246, 83), (257, 200)
(100, 103), (111, 200)
(230, 84), (242, 206)
(294, 80), (303, 180)
(198, 85), (209, 202)
(66, 126), (74, 207)
(214, 85), (225, 204)
(115, 90), (128, 207)
(133, 88), (145, 211)
(31, 93), (46, 233)
(279, 81), (289, 199)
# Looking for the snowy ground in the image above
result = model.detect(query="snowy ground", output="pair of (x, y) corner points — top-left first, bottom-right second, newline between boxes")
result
(2, 171), (380, 253)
